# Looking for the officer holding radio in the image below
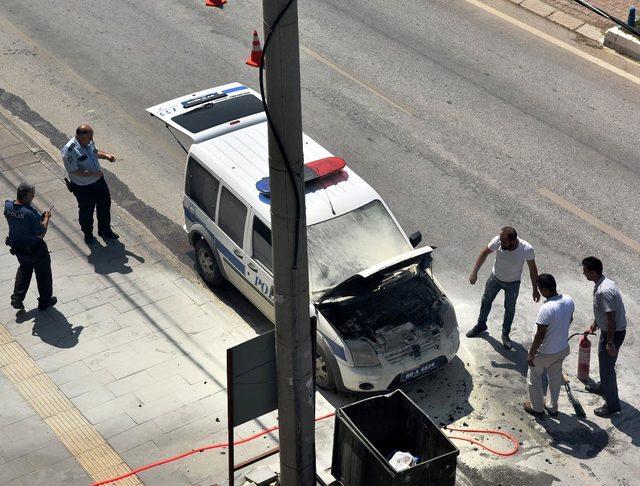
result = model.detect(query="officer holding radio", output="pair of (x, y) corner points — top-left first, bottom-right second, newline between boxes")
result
(61, 125), (119, 244)
(4, 182), (57, 311)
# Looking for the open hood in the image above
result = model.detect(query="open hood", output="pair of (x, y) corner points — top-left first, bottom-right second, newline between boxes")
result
(316, 246), (434, 303)
(146, 82), (266, 144)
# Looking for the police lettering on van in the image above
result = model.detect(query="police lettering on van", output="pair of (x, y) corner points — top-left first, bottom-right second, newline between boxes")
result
(147, 83), (460, 392)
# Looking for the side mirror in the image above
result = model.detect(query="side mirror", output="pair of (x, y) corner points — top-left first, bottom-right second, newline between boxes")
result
(409, 231), (422, 248)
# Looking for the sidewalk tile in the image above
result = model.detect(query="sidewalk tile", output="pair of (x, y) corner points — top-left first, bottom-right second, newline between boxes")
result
(83, 393), (143, 425)
(109, 421), (165, 452)
(106, 370), (155, 397)
(0, 143), (31, 160)
(548, 10), (584, 30)
(0, 153), (38, 172)
(36, 337), (110, 373)
(521, 0), (556, 17)
(71, 386), (116, 410)
(49, 360), (94, 386)
(13, 455), (91, 486)
(0, 454), (35, 483)
(0, 127), (19, 148)
(94, 413), (137, 440)
(58, 368), (115, 398)
(152, 400), (209, 434)
(0, 415), (57, 462)
(576, 23), (604, 42)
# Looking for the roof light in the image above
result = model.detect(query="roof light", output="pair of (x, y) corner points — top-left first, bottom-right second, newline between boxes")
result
(181, 91), (227, 109)
(256, 157), (346, 197)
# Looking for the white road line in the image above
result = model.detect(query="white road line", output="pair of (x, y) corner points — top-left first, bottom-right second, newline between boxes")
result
(300, 45), (416, 116)
(538, 187), (640, 254)
(463, 0), (640, 88)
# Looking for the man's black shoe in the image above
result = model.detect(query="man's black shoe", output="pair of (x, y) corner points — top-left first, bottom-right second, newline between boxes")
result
(84, 234), (96, 244)
(594, 405), (621, 417)
(10, 299), (24, 310)
(98, 230), (119, 239)
(502, 334), (513, 350)
(466, 324), (488, 338)
(585, 383), (603, 395)
(38, 296), (57, 311)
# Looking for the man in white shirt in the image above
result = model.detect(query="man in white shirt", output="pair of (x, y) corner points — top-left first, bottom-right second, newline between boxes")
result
(524, 274), (574, 417)
(467, 226), (540, 349)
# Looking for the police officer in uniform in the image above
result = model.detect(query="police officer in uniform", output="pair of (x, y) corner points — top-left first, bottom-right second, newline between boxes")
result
(61, 125), (119, 244)
(4, 182), (57, 311)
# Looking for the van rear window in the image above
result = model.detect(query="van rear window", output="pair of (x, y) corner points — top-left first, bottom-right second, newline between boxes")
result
(171, 94), (263, 134)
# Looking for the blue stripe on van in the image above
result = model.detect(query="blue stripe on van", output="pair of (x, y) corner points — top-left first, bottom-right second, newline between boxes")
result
(216, 240), (245, 274)
(222, 85), (247, 94)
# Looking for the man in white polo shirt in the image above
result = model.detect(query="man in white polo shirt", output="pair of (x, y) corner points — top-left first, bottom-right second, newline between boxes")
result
(467, 226), (539, 349)
(524, 274), (574, 417)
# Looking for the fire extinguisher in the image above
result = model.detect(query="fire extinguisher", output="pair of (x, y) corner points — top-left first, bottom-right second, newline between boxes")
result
(569, 332), (596, 382)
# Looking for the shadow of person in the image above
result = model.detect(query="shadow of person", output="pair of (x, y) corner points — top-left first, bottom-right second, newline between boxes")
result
(537, 411), (608, 459)
(320, 356), (475, 427)
(87, 239), (144, 275)
(483, 334), (529, 377)
(610, 400), (640, 447)
(31, 307), (83, 349)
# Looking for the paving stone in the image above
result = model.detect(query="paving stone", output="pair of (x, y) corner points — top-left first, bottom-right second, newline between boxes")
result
(111, 282), (179, 314)
(0, 152), (38, 171)
(0, 127), (19, 148)
(0, 143), (31, 159)
(548, 10), (583, 30)
(0, 416), (57, 462)
(58, 368), (116, 398)
(13, 455), (91, 485)
(0, 454), (36, 483)
(0, 373), (36, 427)
(576, 23), (604, 42)
(152, 400), (210, 434)
(25, 440), (73, 469)
(36, 337), (110, 373)
(83, 393), (143, 425)
(48, 360), (94, 386)
(94, 413), (137, 440)
(106, 370), (155, 397)
(102, 323), (155, 350)
(109, 421), (165, 452)
(71, 385), (116, 410)
(521, 0), (556, 17)
(16, 163), (58, 185)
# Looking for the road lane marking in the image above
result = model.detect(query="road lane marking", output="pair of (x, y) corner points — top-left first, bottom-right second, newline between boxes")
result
(0, 323), (142, 485)
(463, 0), (640, 88)
(538, 187), (640, 254)
(300, 45), (416, 116)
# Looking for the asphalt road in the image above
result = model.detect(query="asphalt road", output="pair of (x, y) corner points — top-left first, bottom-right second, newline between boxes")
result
(0, 0), (639, 484)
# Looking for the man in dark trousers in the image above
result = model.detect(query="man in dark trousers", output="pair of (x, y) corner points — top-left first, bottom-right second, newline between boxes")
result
(61, 124), (119, 244)
(4, 182), (57, 311)
(582, 256), (627, 417)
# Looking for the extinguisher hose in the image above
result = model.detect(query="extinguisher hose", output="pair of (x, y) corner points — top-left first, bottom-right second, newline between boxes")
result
(568, 331), (596, 341)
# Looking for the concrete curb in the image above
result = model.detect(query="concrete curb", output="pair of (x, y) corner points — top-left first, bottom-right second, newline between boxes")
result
(509, 0), (605, 43)
(604, 26), (640, 61)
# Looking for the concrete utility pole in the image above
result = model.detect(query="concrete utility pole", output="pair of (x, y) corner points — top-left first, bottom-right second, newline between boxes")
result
(261, 1), (316, 485)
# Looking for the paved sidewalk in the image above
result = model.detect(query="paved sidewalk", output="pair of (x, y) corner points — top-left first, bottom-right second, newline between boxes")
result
(0, 114), (335, 485)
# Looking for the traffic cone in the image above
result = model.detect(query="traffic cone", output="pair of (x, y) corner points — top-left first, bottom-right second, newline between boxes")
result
(246, 30), (263, 67)
(205, 0), (226, 7)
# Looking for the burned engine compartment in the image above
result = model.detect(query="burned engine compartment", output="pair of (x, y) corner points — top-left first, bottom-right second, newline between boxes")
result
(317, 266), (447, 362)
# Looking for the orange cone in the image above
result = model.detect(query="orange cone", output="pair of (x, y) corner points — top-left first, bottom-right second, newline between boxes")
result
(205, 0), (226, 7)
(246, 30), (263, 67)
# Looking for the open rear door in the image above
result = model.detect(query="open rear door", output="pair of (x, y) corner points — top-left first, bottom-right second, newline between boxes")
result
(146, 82), (266, 144)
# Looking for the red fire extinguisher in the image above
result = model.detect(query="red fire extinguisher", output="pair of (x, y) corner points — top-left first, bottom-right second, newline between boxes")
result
(569, 331), (596, 382)
(577, 334), (592, 381)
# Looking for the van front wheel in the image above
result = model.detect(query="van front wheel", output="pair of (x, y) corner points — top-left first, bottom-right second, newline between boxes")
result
(316, 346), (336, 391)
(195, 239), (225, 286)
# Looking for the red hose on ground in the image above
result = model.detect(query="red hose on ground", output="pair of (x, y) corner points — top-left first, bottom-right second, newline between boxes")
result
(91, 414), (518, 485)
(443, 427), (520, 457)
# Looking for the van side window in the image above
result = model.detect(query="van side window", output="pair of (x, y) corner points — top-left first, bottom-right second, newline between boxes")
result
(185, 157), (219, 220)
(218, 187), (247, 246)
(252, 217), (272, 271)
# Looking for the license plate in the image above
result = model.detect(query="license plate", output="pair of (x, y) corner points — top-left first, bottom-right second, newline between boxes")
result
(399, 356), (446, 383)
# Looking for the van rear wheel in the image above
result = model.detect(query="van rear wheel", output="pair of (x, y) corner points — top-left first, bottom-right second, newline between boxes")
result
(195, 239), (224, 286)
(316, 346), (336, 391)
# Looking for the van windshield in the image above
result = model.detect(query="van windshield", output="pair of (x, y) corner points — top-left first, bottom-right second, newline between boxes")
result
(307, 200), (410, 299)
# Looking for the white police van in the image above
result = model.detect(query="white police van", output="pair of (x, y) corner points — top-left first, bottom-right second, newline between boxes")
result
(147, 82), (460, 392)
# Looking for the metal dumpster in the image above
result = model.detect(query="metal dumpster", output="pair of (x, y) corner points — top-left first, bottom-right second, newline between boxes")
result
(331, 390), (459, 486)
